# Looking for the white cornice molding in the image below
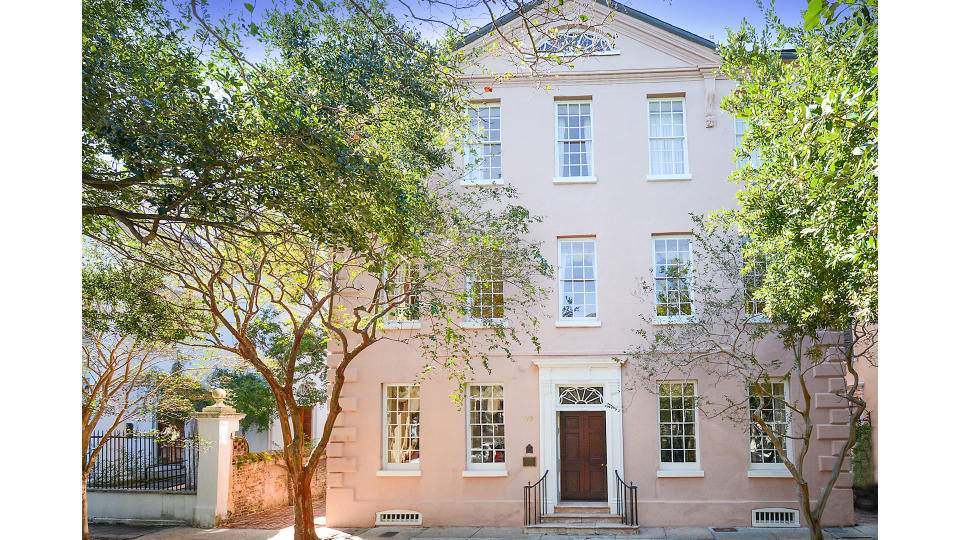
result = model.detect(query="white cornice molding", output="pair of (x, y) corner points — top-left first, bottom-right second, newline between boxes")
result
(532, 356), (624, 369)
(461, 65), (725, 86)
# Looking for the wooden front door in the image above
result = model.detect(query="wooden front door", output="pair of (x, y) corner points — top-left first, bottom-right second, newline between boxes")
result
(559, 411), (607, 501)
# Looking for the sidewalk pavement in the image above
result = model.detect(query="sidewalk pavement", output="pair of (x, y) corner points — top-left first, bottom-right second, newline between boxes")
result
(123, 524), (877, 540)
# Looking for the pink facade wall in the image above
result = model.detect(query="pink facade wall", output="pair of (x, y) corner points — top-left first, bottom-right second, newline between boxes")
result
(326, 7), (854, 529)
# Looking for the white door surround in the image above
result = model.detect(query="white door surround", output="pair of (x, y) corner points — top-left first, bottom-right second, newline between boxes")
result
(533, 357), (624, 513)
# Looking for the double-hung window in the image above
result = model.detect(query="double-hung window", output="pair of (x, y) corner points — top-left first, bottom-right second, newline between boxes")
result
(464, 103), (502, 185)
(383, 261), (422, 329)
(653, 236), (693, 322)
(657, 381), (701, 476)
(467, 257), (505, 323)
(749, 380), (790, 475)
(735, 118), (761, 168)
(382, 385), (421, 471)
(648, 98), (689, 179)
(555, 101), (595, 182)
(741, 241), (768, 318)
(558, 238), (598, 323)
(466, 384), (506, 473)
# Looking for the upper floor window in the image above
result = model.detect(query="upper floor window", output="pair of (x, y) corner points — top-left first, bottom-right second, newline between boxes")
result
(467, 258), (505, 322)
(558, 238), (597, 320)
(467, 384), (505, 469)
(658, 382), (699, 470)
(741, 241), (768, 317)
(537, 31), (615, 56)
(464, 103), (502, 185)
(749, 380), (789, 467)
(735, 118), (761, 168)
(653, 236), (693, 322)
(555, 102), (594, 181)
(384, 261), (421, 322)
(383, 384), (420, 470)
(648, 98), (689, 178)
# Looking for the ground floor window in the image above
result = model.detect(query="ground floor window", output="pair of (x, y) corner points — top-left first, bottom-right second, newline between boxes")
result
(467, 384), (505, 468)
(749, 380), (789, 466)
(658, 382), (699, 469)
(384, 385), (420, 469)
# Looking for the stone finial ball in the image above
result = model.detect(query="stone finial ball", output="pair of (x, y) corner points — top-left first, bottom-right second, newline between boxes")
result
(212, 388), (227, 400)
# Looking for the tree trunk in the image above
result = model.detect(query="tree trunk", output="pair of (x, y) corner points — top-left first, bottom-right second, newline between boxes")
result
(291, 468), (317, 540)
(82, 471), (90, 540)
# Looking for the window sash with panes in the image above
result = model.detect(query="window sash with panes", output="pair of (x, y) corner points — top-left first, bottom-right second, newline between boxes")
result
(648, 98), (688, 176)
(556, 102), (593, 178)
(468, 259), (505, 321)
(741, 243), (768, 317)
(467, 384), (505, 469)
(465, 104), (502, 184)
(749, 381), (789, 466)
(384, 262), (421, 322)
(653, 237), (693, 318)
(558, 238), (597, 319)
(735, 118), (761, 168)
(658, 382), (698, 468)
(383, 385), (421, 469)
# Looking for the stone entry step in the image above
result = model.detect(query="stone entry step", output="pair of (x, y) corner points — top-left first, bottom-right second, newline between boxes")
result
(524, 503), (637, 535)
(522, 522), (639, 535)
(541, 513), (624, 523)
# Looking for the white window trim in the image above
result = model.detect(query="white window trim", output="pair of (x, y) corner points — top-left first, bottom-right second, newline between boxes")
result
(462, 103), (503, 187)
(382, 320), (423, 330)
(554, 100), (595, 181)
(646, 97), (690, 180)
(462, 264), (507, 329)
(657, 381), (702, 475)
(749, 378), (792, 476)
(651, 235), (695, 325)
(557, 237), (599, 323)
(465, 383), (507, 473)
(382, 383), (421, 471)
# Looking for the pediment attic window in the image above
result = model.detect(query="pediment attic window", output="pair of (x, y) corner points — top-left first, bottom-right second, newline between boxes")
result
(536, 31), (617, 56)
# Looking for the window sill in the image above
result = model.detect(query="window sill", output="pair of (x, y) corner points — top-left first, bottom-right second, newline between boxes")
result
(743, 314), (772, 324)
(748, 468), (792, 478)
(657, 469), (704, 478)
(382, 321), (422, 330)
(462, 470), (508, 478)
(460, 319), (509, 329)
(376, 470), (422, 477)
(647, 174), (692, 182)
(653, 315), (697, 326)
(461, 179), (505, 187)
(553, 176), (597, 184)
(555, 319), (602, 328)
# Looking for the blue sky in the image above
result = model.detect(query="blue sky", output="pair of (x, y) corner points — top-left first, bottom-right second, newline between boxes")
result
(198, 0), (811, 48)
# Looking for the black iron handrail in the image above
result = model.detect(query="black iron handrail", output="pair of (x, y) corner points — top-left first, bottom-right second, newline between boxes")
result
(523, 469), (549, 526)
(615, 470), (638, 526)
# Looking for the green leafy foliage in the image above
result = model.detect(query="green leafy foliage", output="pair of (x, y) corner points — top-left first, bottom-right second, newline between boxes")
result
(718, 0), (877, 330)
(83, 0), (465, 251)
(851, 424), (875, 486)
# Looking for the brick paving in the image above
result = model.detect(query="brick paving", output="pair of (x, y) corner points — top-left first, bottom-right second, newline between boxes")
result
(222, 497), (325, 529)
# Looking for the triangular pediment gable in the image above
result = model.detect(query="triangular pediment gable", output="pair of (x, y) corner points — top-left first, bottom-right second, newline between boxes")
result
(459, 0), (720, 70)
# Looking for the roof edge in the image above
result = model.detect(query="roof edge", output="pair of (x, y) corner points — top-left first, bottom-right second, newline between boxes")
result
(456, 0), (716, 51)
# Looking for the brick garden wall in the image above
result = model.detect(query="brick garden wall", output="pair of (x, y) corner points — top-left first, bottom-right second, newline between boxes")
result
(226, 447), (328, 521)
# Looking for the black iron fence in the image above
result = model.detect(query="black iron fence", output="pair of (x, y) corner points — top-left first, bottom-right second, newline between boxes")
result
(614, 470), (638, 526)
(86, 431), (199, 492)
(523, 469), (548, 526)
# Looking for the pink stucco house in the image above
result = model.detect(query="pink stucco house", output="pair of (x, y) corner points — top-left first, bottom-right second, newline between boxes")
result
(325, 2), (854, 531)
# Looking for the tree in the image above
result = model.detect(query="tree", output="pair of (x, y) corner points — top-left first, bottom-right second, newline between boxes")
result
(718, 0), (878, 328)
(83, 0), (461, 245)
(81, 258), (200, 540)
(93, 181), (548, 539)
(623, 216), (877, 540)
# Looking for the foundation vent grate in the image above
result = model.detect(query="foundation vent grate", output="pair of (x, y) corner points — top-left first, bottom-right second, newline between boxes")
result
(752, 508), (800, 528)
(375, 510), (422, 526)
